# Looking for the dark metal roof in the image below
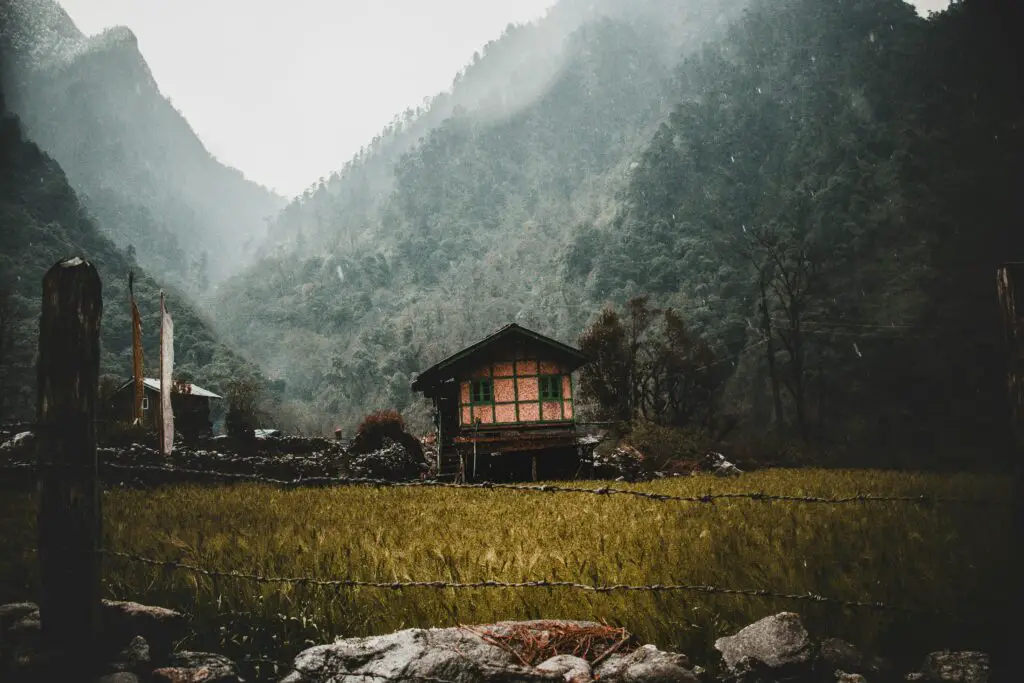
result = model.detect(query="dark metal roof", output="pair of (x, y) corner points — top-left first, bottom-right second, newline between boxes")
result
(115, 377), (222, 399)
(411, 323), (590, 394)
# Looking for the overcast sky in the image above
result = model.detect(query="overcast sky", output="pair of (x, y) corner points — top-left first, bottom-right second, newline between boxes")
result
(56, 0), (950, 198)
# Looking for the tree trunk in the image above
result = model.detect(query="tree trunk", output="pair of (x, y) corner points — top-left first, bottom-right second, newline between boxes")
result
(760, 280), (785, 430)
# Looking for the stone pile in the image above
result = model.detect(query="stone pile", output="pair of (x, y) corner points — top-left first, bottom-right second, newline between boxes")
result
(0, 600), (243, 683)
(281, 612), (992, 683)
(0, 602), (994, 683)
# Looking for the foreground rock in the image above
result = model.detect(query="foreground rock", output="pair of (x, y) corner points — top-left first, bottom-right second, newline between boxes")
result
(714, 612), (812, 674)
(907, 651), (989, 683)
(281, 620), (701, 683)
(0, 600), (242, 683)
(281, 625), (563, 683)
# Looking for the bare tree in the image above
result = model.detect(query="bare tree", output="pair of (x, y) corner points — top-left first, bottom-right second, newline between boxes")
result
(737, 225), (823, 441)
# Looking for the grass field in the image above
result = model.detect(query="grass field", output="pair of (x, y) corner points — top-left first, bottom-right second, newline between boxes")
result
(0, 469), (1013, 680)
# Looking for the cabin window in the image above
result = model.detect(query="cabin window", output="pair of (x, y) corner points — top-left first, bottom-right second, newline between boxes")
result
(539, 375), (562, 400)
(141, 397), (149, 411)
(470, 379), (493, 404)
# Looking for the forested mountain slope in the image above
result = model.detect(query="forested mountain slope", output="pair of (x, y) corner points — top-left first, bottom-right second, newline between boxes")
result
(0, 0), (285, 295)
(0, 79), (258, 422)
(216, 0), (748, 434)
(224, 0), (1019, 466)
(571, 0), (1022, 461)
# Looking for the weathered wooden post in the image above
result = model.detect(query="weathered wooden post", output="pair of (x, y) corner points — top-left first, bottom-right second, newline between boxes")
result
(36, 257), (103, 671)
(996, 263), (1024, 677)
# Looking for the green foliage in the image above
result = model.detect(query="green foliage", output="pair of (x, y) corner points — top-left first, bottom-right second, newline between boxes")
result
(0, 471), (1012, 681)
(579, 296), (719, 428)
(225, 378), (263, 440)
(0, 3), (285, 292)
(0, 98), (257, 421)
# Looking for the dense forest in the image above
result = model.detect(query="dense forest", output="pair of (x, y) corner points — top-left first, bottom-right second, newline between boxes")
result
(211, 0), (1020, 467)
(0, 0), (285, 294)
(0, 71), (260, 422)
(1, 0), (1019, 467)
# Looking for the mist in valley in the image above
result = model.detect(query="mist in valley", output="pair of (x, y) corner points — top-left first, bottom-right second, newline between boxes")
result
(1, 0), (1020, 469)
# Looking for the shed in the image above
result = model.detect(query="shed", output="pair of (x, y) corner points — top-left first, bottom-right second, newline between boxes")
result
(112, 377), (222, 441)
(412, 323), (591, 481)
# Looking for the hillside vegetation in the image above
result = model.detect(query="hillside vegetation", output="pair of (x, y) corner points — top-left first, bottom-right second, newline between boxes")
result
(215, 0), (1020, 467)
(0, 81), (259, 421)
(0, 0), (285, 293)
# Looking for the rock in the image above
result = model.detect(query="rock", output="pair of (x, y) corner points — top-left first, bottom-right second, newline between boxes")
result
(109, 635), (151, 673)
(536, 654), (591, 682)
(714, 612), (813, 672)
(0, 602), (39, 633)
(917, 651), (989, 683)
(281, 626), (563, 683)
(594, 644), (697, 682)
(152, 651), (243, 683)
(95, 674), (141, 683)
(836, 671), (868, 683)
(6, 610), (42, 648)
(817, 638), (890, 679)
(101, 600), (185, 656)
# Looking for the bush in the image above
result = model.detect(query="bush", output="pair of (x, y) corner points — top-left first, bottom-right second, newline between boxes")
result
(349, 409), (426, 478)
(624, 420), (710, 472)
(225, 379), (261, 441)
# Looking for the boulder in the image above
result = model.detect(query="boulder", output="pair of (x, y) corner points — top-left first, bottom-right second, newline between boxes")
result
(109, 635), (152, 673)
(6, 610), (42, 649)
(536, 654), (592, 682)
(594, 644), (697, 682)
(95, 674), (141, 683)
(151, 651), (243, 683)
(101, 600), (186, 657)
(0, 602), (39, 634)
(915, 651), (989, 683)
(281, 626), (564, 683)
(816, 637), (891, 679)
(836, 672), (868, 683)
(714, 612), (813, 672)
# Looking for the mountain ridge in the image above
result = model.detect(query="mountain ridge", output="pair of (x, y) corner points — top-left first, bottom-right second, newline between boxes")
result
(0, 0), (286, 294)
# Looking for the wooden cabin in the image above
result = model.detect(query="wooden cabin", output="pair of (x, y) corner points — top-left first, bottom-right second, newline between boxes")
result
(411, 324), (591, 481)
(111, 377), (222, 441)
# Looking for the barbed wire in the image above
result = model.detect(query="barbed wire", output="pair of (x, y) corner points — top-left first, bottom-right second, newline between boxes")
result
(84, 462), (1008, 507)
(0, 461), (1007, 507)
(102, 549), (938, 615)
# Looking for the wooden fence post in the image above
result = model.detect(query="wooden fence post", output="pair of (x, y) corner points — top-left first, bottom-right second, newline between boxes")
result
(36, 257), (103, 670)
(996, 263), (1024, 677)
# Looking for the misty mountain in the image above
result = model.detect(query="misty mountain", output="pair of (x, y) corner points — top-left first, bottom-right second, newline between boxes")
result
(216, 0), (1020, 465)
(216, 0), (749, 433)
(0, 77), (258, 421)
(0, 0), (286, 294)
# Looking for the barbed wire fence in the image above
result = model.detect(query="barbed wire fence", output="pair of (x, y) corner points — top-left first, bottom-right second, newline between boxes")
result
(6, 259), (1021, 680)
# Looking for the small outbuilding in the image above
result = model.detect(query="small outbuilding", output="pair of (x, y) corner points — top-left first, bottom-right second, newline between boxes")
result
(411, 323), (592, 481)
(112, 377), (222, 441)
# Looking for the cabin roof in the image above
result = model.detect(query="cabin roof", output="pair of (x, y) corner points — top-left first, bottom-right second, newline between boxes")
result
(411, 323), (590, 394)
(116, 377), (222, 399)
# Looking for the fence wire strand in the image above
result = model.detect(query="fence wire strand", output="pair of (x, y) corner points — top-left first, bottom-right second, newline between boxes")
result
(101, 549), (939, 615)
(85, 462), (1006, 507)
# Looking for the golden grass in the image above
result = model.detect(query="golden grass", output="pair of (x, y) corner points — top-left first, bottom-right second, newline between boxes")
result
(0, 469), (1012, 680)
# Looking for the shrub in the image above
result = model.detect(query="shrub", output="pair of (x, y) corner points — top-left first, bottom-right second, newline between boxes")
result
(624, 420), (710, 472)
(349, 409), (426, 478)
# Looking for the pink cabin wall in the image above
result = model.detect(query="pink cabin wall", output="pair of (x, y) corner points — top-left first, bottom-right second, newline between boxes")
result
(458, 356), (576, 427)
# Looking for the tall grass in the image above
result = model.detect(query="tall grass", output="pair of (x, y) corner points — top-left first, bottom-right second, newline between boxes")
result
(0, 470), (1012, 680)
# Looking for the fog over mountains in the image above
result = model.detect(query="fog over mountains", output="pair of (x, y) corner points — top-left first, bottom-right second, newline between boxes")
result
(1, 0), (1020, 469)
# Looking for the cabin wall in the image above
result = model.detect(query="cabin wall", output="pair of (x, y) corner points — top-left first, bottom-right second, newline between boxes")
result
(458, 356), (574, 428)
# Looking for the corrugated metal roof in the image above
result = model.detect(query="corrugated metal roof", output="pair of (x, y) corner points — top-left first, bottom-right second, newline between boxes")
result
(411, 323), (590, 393)
(117, 377), (222, 399)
